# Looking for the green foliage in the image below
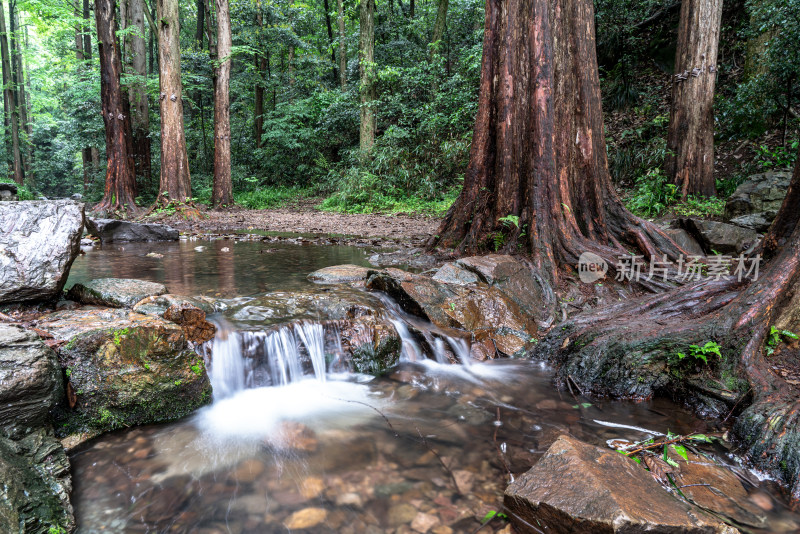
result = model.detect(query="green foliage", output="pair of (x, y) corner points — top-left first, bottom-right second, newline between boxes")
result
(675, 341), (722, 366)
(235, 185), (314, 210)
(625, 168), (677, 217)
(481, 510), (509, 524)
(754, 140), (799, 170)
(670, 195), (726, 218)
(765, 326), (798, 355)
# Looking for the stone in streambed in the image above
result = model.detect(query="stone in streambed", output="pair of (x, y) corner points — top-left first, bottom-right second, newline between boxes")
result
(36, 308), (211, 435)
(504, 434), (739, 534)
(86, 218), (179, 242)
(0, 200), (84, 304)
(307, 264), (373, 285)
(67, 277), (167, 308)
(283, 507), (328, 530)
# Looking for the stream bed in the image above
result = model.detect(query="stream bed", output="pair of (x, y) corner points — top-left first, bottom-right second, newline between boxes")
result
(66, 238), (800, 533)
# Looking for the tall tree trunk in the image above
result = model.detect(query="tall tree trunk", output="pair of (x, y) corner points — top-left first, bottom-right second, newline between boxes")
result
(665, 0), (723, 200)
(148, 5), (155, 74)
(80, 0), (98, 190)
(195, 0), (205, 47)
(323, 0), (338, 83)
(94, 0), (138, 213)
(430, 0), (449, 50)
(204, 0), (217, 172)
(211, 0), (232, 207)
(0, 0), (22, 185)
(9, 1), (29, 179)
(358, 0), (376, 154)
(156, 0), (192, 203)
(254, 0), (267, 148)
(429, 0), (683, 302)
(126, 0), (152, 194)
(409, 0), (415, 17)
(337, 0), (346, 90)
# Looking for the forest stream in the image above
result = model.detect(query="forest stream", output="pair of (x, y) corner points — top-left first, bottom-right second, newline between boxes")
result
(62, 237), (800, 533)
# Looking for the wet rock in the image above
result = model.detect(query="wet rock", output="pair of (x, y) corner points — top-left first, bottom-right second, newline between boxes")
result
(369, 248), (442, 270)
(283, 507), (328, 530)
(0, 200), (84, 303)
(275, 421), (318, 452)
(36, 308), (211, 435)
(411, 512), (438, 533)
(0, 324), (63, 438)
(86, 218), (179, 242)
(504, 435), (738, 534)
(232, 458), (266, 483)
(0, 429), (74, 533)
(163, 302), (217, 344)
(431, 263), (480, 286)
(455, 255), (550, 325)
(667, 450), (766, 528)
(387, 503), (419, 526)
(367, 270), (536, 356)
(67, 277), (168, 308)
(680, 219), (759, 255)
(132, 293), (215, 316)
(308, 264), (373, 285)
(729, 213), (773, 232)
(337, 316), (402, 374)
(724, 171), (790, 224)
(664, 228), (705, 256)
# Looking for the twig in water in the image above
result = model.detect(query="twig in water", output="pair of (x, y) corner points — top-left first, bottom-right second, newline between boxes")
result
(415, 425), (463, 496)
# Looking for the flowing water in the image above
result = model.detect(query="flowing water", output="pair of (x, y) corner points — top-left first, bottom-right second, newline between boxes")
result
(68, 239), (800, 533)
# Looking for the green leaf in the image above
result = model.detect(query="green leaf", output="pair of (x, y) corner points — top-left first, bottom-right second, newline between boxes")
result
(689, 434), (713, 443)
(665, 456), (680, 468)
(670, 444), (689, 461)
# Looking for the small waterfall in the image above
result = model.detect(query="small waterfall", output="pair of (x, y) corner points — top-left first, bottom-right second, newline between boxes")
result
(204, 320), (330, 397)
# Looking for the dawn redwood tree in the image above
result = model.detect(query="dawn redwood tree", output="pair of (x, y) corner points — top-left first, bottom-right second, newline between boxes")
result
(211, 0), (233, 207)
(156, 0), (192, 203)
(358, 0), (376, 154)
(94, 0), (138, 213)
(542, 148), (800, 499)
(338, 0), (346, 90)
(430, 0), (685, 291)
(665, 0), (723, 199)
(126, 0), (153, 192)
(254, 0), (267, 147)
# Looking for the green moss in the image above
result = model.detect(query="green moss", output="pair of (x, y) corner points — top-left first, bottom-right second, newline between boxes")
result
(112, 328), (130, 346)
(190, 360), (204, 376)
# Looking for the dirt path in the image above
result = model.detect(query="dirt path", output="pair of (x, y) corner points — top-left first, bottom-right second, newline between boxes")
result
(149, 200), (441, 244)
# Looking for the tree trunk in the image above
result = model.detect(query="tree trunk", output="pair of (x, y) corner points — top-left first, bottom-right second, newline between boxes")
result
(195, 0), (205, 47)
(94, 0), (138, 213)
(9, 1), (29, 179)
(0, 0), (22, 185)
(156, 0), (192, 203)
(358, 0), (376, 154)
(430, 0), (683, 298)
(409, 0), (415, 17)
(540, 148), (800, 501)
(431, 0), (448, 50)
(254, 0), (266, 148)
(211, 0), (232, 207)
(323, 0), (338, 83)
(664, 0), (723, 200)
(287, 0), (295, 89)
(338, 0), (346, 90)
(127, 0), (152, 195)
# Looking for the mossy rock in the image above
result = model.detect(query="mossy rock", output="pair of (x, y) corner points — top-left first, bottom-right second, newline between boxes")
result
(37, 308), (211, 435)
(66, 278), (167, 308)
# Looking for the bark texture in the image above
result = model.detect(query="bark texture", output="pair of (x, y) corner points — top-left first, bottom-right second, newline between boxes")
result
(323, 0), (338, 83)
(254, 0), (267, 148)
(431, 0), (449, 50)
(156, 0), (192, 203)
(94, 0), (138, 213)
(126, 0), (152, 193)
(665, 0), (723, 199)
(430, 0), (684, 291)
(211, 0), (233, 207)
(358, 0), (376, 154)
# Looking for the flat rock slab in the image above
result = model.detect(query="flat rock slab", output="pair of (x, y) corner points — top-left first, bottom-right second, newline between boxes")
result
(504, 434), (739, 534)
(0, 200), (84, 303)
(307, 264), (373, 285)
(67, 278), (167, 308)
(681, 219), (759, 255)
(86, 218), (179, 242)
(725, 171), (790, 221)
(0, 324), (63, 438)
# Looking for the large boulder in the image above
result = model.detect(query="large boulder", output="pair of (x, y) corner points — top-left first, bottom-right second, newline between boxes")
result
(86, 218), (179, 242)
(367, 268), (537, 356)
(724, 171), (791, 228)
(36, 308), (211, 435)
(66, 277), (167, 308)
(0, 200), (84, 303)
(307, 264), (372, 285)
(680, 219), (759, 255)
(505, 435), (738, 534)
(0, 324), (63, 438)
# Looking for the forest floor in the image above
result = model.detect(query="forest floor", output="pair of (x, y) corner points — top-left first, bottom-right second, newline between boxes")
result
(150, 198), (441, 243)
